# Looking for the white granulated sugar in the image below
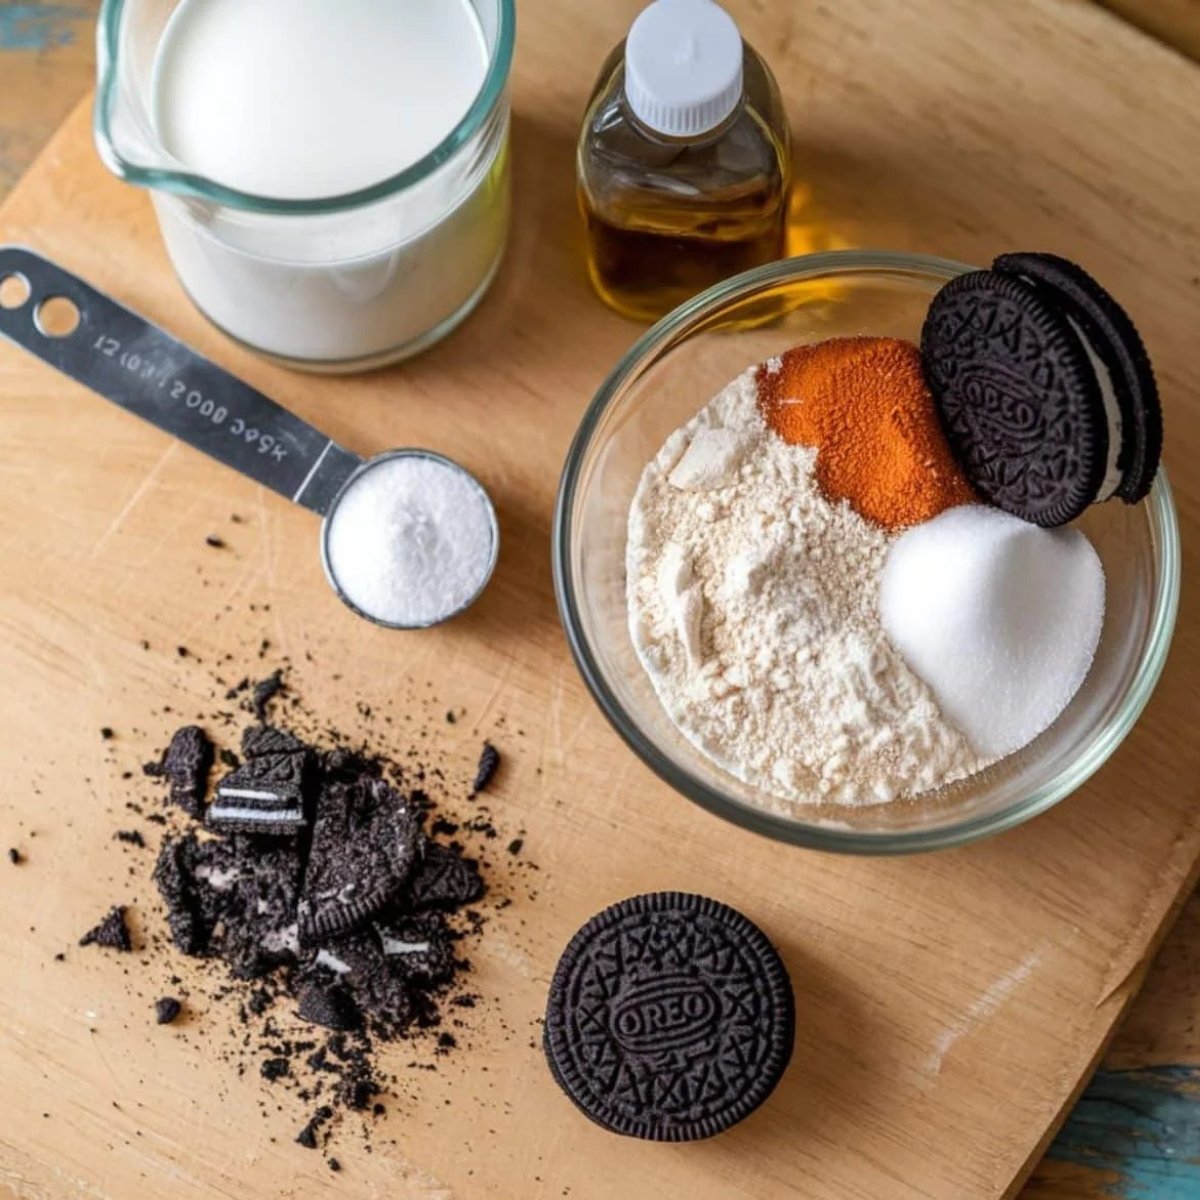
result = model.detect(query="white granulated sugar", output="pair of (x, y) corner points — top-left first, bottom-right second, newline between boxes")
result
(626, 368), (988, 808)
(325, 455), (494, 627)
(881, 506), (1104, 758)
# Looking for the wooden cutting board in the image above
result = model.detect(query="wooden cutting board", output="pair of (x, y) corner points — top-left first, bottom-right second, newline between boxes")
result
(1, 2), (1198, 1198)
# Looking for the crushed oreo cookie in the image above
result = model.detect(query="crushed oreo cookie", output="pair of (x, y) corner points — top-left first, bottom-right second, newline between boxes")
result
(296, 1104), (334, 1149)
(138, 696), (498, 1146)
(252, 670), (285, 722)
(207, 749), (308, 836)
(297, 775), (420, 946)
(472, 742), (500, 794)
(403, 842), (484, 911)
(7, 847), (20, 865)
(80, 906), (133, 952)
(155, 997), (182, 1025)
(261, 1056), (290, 1081)
(145, 726), (213, 819)
(297, 981), (361, 1031)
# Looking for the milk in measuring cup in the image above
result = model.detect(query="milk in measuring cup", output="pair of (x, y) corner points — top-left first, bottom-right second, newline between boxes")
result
(147, 0), (510, 368)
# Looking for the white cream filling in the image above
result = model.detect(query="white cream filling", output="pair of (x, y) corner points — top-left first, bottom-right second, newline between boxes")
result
(208, 805), (304, 824)
(217, 786), (289, 801)
(262, 923), (300, 956)
(314, 948), (352, 974)
(379, 936), (430, 957)
(194, 864), (240, 890)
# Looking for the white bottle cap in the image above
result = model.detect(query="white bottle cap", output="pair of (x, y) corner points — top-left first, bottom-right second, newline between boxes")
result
(624, 0), (744, 138)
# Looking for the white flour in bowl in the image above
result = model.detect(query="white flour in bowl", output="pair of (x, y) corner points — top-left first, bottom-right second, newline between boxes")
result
(626, 367), (989, 807)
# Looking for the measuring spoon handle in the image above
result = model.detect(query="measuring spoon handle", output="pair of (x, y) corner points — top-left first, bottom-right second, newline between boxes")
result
(0, 246), (360, 516)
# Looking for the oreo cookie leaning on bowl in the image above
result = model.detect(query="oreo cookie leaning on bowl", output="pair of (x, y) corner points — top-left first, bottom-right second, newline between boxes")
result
(543, 892), (794, 1141)
(992, 252), (1161, 504)
(921, 254), (1160, 526)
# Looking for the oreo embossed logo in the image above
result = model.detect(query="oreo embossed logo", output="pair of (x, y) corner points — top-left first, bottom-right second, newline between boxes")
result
(610, 976), (720, 1054)
(544, 892), (795, 1142)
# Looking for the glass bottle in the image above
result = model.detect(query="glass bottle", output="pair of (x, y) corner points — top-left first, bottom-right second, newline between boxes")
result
(577, 0), (792, 322)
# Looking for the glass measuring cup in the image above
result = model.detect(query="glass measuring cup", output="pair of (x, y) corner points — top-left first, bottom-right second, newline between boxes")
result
(0, 247), (498, 628)
(93, 0), (515, 372)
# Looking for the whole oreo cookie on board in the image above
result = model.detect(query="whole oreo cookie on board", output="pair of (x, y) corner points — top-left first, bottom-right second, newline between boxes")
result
(543, 892), (794, 1142)
(921, 269), (1108, 527)
(992, 252), (1161, 504)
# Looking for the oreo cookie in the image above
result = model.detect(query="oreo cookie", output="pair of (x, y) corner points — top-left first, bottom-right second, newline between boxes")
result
(241, 724), (308, 759)
(207, 752), (307, 835)
(921, 253), (1160, 526)
(543, 892), (794, 1141)
(992, 252), (1161, 503)
(297, 777), (421, 946)
(402, 842), (484, 911)
(145, 726), (213, 819)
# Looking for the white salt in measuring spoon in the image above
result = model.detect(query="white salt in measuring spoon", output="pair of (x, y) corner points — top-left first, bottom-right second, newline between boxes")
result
(0, 247), (498, 629)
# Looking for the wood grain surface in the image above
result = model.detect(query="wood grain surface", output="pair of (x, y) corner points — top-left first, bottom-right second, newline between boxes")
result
(1, 2), (1198, 1199)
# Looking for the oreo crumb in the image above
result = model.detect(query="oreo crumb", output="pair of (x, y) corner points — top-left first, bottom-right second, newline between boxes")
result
(115, 830), (146, 848)
(177, 646), (189, 658)
(261, 1057), (290, 1081)
(155, 997), (182, 1025)
(507, 838), (523, 856)
(100, 727), (115, 741)
(296, 1105), (334, 1149)
(145, 726), (213, 819)
(328, 1158), (341, 1172)
(80, 906), (132, 952)
(297, 984), (361, 1032)
(205, 535), (225, 549)
(7, 848), (20, 865)
(251, 670), (285, 722)
(472, 742), (500, 793)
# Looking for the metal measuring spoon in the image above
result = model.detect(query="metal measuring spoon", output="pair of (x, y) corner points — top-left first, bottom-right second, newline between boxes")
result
(0, 247), (497, 629)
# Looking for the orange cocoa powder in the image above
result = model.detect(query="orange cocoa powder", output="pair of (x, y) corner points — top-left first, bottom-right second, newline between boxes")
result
(757, 336), (975, 529)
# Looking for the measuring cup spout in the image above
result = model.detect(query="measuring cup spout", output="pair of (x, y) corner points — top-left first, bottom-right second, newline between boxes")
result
(95, 0), (192, 195)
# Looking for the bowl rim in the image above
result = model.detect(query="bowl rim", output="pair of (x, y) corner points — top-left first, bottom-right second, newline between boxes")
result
(552, 249), (1182, 855)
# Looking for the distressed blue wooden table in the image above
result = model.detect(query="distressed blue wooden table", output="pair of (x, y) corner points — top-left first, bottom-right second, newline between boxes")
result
(0, 2), (1196, 1196)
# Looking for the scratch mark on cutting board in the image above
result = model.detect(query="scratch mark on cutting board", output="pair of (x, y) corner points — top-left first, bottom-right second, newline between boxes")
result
(0, 5), (89, 52)
(926, 950), (1041, 1075)
(89, 443), (178, 559)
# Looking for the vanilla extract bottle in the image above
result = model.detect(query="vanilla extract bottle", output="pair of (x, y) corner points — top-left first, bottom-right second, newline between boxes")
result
(578, 0), (792, 322)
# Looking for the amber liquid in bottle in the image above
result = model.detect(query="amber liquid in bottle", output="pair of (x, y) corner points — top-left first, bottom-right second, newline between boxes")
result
(578, 45), (791, 322)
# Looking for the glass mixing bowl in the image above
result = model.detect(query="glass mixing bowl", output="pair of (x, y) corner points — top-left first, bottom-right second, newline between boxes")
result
(553, 251), (1180, 854)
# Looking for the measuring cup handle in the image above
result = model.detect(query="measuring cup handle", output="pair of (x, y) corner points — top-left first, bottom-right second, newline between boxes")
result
(0, 246), (360, 515)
